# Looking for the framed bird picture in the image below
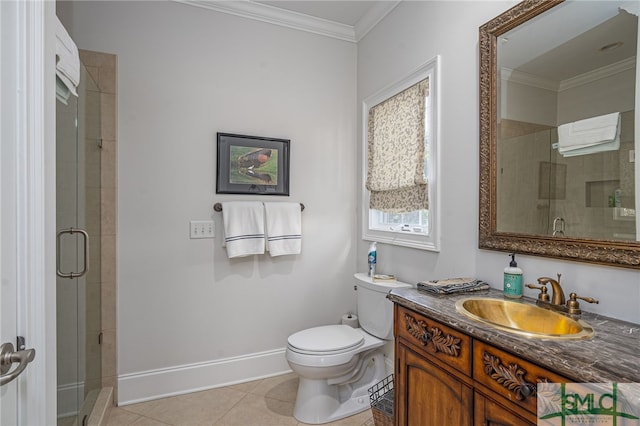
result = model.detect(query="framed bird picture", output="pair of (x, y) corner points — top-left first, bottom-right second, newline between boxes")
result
(216, 133), (290, 195)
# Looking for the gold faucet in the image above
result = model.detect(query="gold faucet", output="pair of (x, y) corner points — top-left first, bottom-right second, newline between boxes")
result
(526, 273), (599, 315)
(536, 274), (565, 305)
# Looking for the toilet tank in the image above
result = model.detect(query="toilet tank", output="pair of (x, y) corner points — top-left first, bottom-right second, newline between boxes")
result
(355, 273), (412, 340)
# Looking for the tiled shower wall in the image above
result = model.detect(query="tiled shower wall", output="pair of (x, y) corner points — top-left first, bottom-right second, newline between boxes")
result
(498, 116), (636, 240)
(79, 49), (118, 403)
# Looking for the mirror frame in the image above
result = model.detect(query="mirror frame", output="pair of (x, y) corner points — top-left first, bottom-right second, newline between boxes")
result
(479, 0), (640, 269)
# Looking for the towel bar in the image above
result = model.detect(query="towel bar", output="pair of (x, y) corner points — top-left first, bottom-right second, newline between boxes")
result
(213, 202), (304, 212)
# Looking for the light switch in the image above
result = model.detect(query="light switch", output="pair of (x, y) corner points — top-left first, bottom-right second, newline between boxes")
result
(190, 220), (214, 239)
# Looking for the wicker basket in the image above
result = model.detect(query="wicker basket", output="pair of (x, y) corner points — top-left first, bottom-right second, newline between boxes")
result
(368, 374), (395, 426)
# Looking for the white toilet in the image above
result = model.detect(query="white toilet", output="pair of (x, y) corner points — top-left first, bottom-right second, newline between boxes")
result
(286, 273), (412, 424)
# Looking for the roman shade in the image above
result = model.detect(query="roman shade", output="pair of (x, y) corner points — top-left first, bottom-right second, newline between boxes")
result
(366, 78), (428, 212)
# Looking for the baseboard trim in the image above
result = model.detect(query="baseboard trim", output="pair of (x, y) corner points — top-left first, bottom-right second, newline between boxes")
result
(117, 348), (291, 405)
(57, 381), (84, 419)
(384, 355), (394, 376)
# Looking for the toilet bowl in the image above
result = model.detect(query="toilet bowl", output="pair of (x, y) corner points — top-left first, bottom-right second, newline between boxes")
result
(285, 273), (412, 424)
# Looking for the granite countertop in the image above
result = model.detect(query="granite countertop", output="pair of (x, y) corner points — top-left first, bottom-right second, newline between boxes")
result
(388, 287), (640, 383)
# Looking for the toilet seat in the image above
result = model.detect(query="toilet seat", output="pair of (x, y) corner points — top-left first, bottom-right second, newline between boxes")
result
(287, 325), (364, 356)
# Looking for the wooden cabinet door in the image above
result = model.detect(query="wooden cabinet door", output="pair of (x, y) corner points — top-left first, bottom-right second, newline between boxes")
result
(473, 340), (569, 416)
(474, 392), (535, 426)
(396, 343), (473, 426)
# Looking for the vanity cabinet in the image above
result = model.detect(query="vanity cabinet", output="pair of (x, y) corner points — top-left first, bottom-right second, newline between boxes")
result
(394, 305), (570, 426)
(396, 342), (473, 425)
(474, 392), (532, 426)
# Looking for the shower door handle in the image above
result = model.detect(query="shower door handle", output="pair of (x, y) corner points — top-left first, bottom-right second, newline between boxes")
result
(552, 217), (565, 236)
(57, 227), (89, 278)
(0, 343), (36, 386)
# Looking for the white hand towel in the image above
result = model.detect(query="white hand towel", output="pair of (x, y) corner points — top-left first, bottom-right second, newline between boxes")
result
(55, 18), (80, 98)
(264, 202), (302, 256)
(560, 138), (620, 157)
(558, 112), (621, 153)
(222, 201), (265, 258)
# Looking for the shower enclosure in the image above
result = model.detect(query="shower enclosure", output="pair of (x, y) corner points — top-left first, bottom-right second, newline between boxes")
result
(497, 111), (636, 241)
(56, 64), (102, 426)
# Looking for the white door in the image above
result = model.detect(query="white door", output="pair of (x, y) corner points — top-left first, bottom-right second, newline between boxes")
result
(1, 2), (23, 424)
(1, 1), (55, 425)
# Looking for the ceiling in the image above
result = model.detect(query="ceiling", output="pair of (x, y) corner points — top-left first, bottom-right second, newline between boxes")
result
(256, 1), (384, 26)
(175, 0), (401, 42)
(499, 1), (638, 88)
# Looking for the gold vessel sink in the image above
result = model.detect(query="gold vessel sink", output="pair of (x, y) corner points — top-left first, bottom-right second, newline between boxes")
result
(455, 297), (594, 340)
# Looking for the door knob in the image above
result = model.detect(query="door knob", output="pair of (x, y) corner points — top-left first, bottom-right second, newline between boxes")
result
(0, 342), (36, 386)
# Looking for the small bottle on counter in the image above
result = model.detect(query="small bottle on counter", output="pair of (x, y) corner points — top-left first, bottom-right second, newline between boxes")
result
(367, 242), (377, 277)
(614, 188), (622, 207)
(504, 253), (523, 298)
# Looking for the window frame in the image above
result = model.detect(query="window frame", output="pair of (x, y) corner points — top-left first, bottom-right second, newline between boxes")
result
(361, 56), (441, 251)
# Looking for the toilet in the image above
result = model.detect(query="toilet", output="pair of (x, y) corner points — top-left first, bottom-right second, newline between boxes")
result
(286, 273), (412, 424)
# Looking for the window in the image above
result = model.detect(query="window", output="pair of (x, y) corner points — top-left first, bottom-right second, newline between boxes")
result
(362, 57), (440, 251)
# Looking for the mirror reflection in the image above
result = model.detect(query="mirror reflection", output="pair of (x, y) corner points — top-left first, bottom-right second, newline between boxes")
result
(496, 1), (638, 241)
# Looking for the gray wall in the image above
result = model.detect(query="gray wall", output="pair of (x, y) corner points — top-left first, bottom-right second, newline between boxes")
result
(61, 0), (359, 403)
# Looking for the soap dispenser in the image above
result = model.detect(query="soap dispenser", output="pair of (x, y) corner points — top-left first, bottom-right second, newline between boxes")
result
(503, 253), (523, 298)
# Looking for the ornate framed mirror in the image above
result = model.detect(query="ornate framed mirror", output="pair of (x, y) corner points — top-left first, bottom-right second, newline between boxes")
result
(479, 0), (640, 269)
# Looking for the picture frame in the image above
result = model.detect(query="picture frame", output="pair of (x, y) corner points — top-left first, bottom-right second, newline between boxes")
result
(216, 132), (290, 195)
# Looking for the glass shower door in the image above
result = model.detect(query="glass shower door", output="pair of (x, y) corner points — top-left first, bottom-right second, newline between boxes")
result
(56, 65), (102, 426)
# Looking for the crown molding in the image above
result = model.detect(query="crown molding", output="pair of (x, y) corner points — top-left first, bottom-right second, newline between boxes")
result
(558, 56), (636, 91)
(502, 56), (637, 92)
(501, 67), (559, 91)
(173, 0), (399, 43)
(354, 1), (400, 41)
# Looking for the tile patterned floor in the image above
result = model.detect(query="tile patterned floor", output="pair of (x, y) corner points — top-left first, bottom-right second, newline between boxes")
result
(105, 373), (376, 426)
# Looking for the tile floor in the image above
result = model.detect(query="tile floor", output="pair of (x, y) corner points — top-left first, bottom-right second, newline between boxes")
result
(104, 373), (376, 426)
